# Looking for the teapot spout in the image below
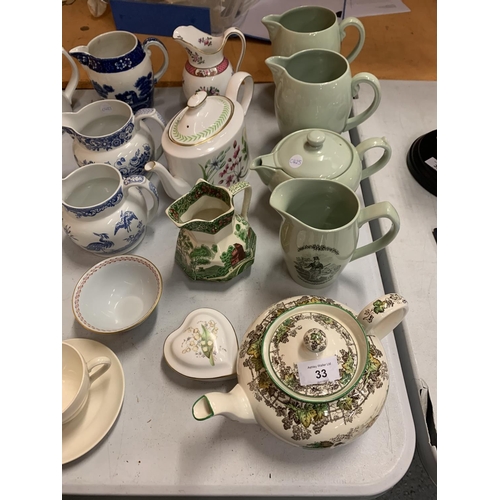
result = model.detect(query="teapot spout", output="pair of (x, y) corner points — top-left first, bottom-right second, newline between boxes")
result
(69, 46), (91, 66)
(192, 384), (256, 424)
(249, 153), (278, 186)
(261, 15), (282, 41)
(144, 161), (191, 200)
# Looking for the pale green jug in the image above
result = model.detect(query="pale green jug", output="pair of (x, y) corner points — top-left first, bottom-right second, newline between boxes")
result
(269, 178), (400, 288)
(266, 49), (381, 137)
(262, 5), (365, 61)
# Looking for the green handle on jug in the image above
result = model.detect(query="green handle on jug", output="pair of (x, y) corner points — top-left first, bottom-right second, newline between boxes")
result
(339, 17), (366, 63)
(344, 72), (381, 132)
(351, 201), (400, 261)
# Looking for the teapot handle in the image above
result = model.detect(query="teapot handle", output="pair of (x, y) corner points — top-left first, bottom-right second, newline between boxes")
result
(142, 37), (169, 84)
(135, 108), (167, 161)
(356, 293), (409, 340)
(225, 72), (253, 115)
(228, 181), (252, 220)
(357, 137), (392, 181)
(123, 175), (160, 225)
(223, 27), (247, 73)
(343, 72), (381, 132)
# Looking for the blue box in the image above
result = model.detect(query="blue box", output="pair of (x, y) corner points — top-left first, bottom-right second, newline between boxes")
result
(109, 0), (212, 37)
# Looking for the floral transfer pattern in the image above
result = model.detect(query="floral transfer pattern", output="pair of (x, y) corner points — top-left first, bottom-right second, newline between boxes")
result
(65, 121), (135, 152)
(361, 294), (408, 324)
(180, 319), (225, 366)
(269, 311), (359, 397)
(167, 181), (232, 234)
(115, 144), (152, 176)
(217, 135), (249, 187)
(239, 296), (389, 445)
(71, 43), (146, 73)
(62, 188), (124, 218)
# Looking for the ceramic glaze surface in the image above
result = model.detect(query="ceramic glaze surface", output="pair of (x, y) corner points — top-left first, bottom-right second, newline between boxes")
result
(164, 308), (238, 380)
(62, 342), (111, 424)
(63, 47), (79, 112)
(145, 72), (254, 200)
(250, 128), (392, 192)
(192, 294), (409, 448)
(62, 100), (166, 177)
(62, 163), (159, 256)
(166, 179), (256, 282)
(62, 339), (125, 464)
(266, 49), (381, 136)
(72, 255), (163, 334)
(70, 31), (169, 112)
(262, 6), (365, 62)
(174, 25), (246, 100)
(269, 179), (400, 288)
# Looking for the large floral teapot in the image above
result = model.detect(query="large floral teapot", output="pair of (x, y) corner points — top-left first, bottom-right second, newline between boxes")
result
(192, 293), (408, 449)
(144, 71), (253, 200)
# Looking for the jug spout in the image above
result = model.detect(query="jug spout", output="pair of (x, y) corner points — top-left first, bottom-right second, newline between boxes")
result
(265, 56), (289, 81)
(261, 15), (282, 41)
(69, 46), (91, 66)
(192, 384), (256, 424)
(61, 111), (80, 138)
(144, 161), (191, 201)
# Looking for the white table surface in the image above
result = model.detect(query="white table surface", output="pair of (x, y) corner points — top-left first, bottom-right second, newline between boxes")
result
(62, 85), (415, 497)
(351, 80), (437, 484)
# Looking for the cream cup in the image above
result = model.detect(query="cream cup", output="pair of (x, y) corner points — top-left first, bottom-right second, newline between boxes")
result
(62, 342), (111, 424)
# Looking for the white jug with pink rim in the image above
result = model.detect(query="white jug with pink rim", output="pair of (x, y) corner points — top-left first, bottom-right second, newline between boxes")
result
(174, 25), (246, 99)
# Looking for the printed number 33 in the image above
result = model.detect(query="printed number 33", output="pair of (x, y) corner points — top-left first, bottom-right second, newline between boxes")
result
(315, 369), (327, 379)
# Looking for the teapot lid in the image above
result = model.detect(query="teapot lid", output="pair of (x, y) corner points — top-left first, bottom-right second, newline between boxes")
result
(260, 298), (369, 404)
(168, 91), (234, 146)
(271, 129), (354, 179)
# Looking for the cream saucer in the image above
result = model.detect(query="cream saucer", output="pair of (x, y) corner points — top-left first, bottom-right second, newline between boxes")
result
(62, 338), (125, 465)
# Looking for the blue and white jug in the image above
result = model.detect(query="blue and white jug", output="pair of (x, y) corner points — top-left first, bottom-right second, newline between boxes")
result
(62, 163), (159, 256)
(62, 99), (166, 177)
(70, 31), (169, 112)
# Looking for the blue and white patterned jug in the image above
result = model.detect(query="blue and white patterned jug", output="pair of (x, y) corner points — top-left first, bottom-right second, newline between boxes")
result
(62, 163), (159, 256)
(70, 31), (169, 112)
(62, 99), (166, 177)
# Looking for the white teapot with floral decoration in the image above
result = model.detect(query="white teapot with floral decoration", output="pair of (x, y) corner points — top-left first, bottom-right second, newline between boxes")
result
(144, 72), (253, 200)
(192, 293), (408, 449)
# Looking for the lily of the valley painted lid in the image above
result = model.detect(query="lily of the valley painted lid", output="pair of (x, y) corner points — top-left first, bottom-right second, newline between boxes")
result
(272, 129), (354, 179)
(168, 91), (235, 146)
(260, 301), (369, 403)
